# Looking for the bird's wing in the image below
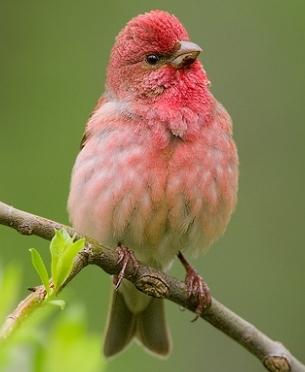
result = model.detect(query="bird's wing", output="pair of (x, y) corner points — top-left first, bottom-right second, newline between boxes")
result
(80, 96), (106, 150)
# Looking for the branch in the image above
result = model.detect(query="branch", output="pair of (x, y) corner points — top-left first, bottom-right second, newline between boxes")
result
(0, 201), (304, 372)
(0, 285), (46, 340)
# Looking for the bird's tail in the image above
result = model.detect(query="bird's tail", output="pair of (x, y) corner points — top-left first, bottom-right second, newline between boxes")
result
(103, 289), (171, 357)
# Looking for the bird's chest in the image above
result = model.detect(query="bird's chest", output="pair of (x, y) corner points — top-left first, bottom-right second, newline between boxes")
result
(69, 123), (237, 267)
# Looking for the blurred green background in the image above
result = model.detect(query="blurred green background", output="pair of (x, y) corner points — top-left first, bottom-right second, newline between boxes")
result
(1, 1), (304, 371)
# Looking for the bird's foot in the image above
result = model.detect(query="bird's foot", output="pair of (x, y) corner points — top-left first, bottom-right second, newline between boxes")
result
(178, 251), (211, 321)
(185, 266), (211, 321)
(113, 243), (139, 290)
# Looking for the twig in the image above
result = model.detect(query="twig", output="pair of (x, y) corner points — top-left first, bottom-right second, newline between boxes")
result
(0, 201), (304, 372)
(0, 286), (46, 339)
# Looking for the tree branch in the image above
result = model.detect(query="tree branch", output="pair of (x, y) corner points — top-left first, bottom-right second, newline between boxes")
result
(0, 201), (304, 372)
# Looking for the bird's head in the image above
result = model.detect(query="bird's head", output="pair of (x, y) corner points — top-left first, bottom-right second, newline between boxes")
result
(106, 10), (207, 102)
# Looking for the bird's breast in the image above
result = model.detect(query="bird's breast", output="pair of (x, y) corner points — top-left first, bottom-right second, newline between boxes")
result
(68, 118), (238, 269)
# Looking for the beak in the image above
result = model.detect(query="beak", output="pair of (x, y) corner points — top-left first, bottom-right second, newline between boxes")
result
(170, 40), (202, 69)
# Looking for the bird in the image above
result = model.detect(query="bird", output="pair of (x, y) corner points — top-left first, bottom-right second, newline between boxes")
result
(68, 9), (239, 358)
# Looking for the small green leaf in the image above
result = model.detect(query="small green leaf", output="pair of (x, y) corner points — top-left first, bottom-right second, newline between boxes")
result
(62, 228), (73, 243)
(50, 231), (63, 288)
(29, 248), (50, 295)
(54, 238), (85, 291)
(63, 239), (85, 264)
(50, 229), (72, 288)
(48, 299), (66, 310)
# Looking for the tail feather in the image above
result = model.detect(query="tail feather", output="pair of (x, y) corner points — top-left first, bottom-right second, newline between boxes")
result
(103, 289), (171, 357)
(103, 290), (136, 357)
(136, 297), (171, 356)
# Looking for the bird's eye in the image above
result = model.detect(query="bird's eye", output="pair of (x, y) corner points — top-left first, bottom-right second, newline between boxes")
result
(145, 54), (160, 65)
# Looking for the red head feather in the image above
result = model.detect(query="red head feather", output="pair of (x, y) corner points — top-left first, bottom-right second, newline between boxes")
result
(105, 10), (208, 102)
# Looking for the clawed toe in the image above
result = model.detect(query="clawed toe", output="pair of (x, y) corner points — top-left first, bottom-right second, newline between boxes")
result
(178, 251), (211, 321)
(185, 268), (211, 321)
(114, 243), (138, 290)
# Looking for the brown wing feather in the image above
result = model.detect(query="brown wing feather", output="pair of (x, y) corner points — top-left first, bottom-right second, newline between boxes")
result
(80, 96), (106, 150)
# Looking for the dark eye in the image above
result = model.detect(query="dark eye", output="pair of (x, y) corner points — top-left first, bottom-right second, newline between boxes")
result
(145, 54), (160, 65)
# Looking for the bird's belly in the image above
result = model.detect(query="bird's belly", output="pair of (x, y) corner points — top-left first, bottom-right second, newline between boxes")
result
(68, 128), (238, 270)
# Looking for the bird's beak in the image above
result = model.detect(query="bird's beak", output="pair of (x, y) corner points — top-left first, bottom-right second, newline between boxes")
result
(170, 40), (202, 69)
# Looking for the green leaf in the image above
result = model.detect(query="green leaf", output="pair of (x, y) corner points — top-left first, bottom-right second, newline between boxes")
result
(50, 230), (66, 288)
(29, 249), (50, 295)
(54, 238), (85, 291)
(50, 229), (85, 291)
(50, 230), (71, 289)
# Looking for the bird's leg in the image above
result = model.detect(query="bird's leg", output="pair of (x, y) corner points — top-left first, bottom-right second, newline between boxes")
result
(113, 243), (139, 290)
(177, 251), (211, 321)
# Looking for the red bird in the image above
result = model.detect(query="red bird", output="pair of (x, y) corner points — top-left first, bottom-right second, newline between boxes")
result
(68, 10), (239, 357)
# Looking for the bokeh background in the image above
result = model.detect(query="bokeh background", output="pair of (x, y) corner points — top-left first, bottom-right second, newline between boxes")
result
(1, 1), (304, 371)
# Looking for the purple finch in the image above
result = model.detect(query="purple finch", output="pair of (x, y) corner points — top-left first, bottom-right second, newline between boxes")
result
(68, 10), (238, 357)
